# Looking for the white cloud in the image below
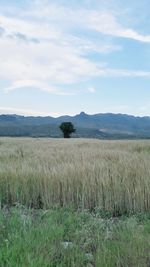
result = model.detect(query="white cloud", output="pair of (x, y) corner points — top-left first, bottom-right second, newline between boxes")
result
(0, 106), (61, 117)
(28, 2), (150, 43)
(3, 80), (75, 95)
(88, 87), (96, 93)
(97, 69), (150, 78)
(85, 12), (150, 43)
(0, 34), (103, 93)
(0, 1), (150, 95)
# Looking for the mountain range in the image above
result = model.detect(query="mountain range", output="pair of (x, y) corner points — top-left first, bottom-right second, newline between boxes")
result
(0, 112), (150, 139)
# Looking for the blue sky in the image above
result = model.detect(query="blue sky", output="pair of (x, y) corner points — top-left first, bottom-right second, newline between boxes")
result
(0, 0), (150, 116)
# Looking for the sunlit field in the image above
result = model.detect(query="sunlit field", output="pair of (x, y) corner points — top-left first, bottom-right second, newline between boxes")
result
(1, 138), (150, 267)
(0, 138), (150, 213)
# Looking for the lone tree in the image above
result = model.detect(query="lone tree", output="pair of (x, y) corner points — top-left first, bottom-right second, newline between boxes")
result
(59, 122), (76, 138)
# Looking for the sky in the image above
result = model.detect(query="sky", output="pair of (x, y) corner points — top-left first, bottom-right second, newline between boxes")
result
(0, 0), (150, 117)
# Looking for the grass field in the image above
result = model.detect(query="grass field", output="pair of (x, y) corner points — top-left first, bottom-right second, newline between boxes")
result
(0, 138), (150, 213)
(1, 206), (150, 267)
(0, 138), (150, 266)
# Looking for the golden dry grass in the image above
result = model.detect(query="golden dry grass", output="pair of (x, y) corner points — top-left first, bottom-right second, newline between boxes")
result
(0, 138), (150, 214)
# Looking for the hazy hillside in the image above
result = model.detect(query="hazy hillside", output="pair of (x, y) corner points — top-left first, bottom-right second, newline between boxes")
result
(0, 112), (150, 138)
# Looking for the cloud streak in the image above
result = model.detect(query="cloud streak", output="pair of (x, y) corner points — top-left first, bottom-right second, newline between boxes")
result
(0, 106), (61, 117)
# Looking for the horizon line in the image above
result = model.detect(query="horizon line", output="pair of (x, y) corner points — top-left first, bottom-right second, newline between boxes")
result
(0, 111), (150, 119)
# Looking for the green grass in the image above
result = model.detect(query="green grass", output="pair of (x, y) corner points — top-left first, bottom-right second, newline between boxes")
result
(0, 206), (150, 267)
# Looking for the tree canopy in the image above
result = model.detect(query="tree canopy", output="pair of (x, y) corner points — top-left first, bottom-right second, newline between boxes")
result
(59, 122), (76, 138)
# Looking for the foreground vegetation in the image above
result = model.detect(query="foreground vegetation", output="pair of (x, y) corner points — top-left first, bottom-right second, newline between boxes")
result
(0, 138), (150, 266)
(0, 206), (150, 267)
(0, 138), (150, 214)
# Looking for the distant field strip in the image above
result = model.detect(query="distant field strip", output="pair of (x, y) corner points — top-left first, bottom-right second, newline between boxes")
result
(0, 138), (150, 214)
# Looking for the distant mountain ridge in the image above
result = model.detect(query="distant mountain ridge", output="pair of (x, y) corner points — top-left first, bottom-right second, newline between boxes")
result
(0, 112), (150, 139)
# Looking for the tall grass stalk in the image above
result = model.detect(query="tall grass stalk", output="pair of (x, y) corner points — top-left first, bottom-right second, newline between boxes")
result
(0, 138), (150, 214)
